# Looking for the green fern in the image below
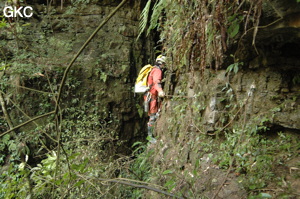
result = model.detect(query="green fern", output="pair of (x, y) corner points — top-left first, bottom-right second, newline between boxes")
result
(147, 0), (167, 35)
(137, 0), (152, 39)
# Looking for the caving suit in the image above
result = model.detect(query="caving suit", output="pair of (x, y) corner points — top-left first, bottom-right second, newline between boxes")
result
(145, 65), (163, 140)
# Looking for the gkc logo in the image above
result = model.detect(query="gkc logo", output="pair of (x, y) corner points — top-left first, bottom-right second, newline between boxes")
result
(3, 6), (33, 18)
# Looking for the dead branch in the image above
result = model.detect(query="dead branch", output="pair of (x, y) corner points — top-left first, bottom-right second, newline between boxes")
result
(0, 111), (55, 137)
(0, 91), (14, 130)
(98, 177), (183, 199)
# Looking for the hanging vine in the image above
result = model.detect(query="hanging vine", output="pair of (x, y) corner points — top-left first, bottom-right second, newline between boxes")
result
(139, 0), (263, 72)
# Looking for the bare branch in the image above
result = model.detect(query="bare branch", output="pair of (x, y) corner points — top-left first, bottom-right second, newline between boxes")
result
(98, 177), (183, 199)
(0, 111), (55, 138)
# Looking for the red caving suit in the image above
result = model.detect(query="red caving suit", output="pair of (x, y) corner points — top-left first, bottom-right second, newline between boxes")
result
(146, 66), (163, 115)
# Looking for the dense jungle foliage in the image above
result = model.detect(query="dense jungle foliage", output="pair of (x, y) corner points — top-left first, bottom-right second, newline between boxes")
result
(0, 0), (300, 198)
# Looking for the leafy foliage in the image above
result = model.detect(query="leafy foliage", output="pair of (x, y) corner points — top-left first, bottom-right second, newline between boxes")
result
(1, 0), (298, 198)
(148, 0), (167, 35)
(137, 73), (299, 197)
(0, 17), (7, 29)
(137, 0), (152, 39)
(227, 14), (244, 38)
(119, 142), (153, 198)
(226, 59), (243, 75)
(139, 0), (262, 73)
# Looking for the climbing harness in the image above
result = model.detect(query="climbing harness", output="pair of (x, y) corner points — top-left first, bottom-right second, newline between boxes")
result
(144, 91), (151, 112)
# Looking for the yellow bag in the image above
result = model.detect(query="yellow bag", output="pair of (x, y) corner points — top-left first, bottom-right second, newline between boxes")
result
(134, 64), (153, 93)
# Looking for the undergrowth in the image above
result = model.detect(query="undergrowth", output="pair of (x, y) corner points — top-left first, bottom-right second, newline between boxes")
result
(139, 87), (299, 198)
(135, 1), (299, 197)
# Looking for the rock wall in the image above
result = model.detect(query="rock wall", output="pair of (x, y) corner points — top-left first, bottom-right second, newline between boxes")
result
(151, 1), (300, 197)
(0, 0), (152, 150)
(160, 0), (300, 134)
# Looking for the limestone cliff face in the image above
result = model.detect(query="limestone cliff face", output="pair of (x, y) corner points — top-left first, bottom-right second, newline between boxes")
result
(0, 0), (152, 150)
(151, 0), (300, 198)
(159, 0), (300, 134)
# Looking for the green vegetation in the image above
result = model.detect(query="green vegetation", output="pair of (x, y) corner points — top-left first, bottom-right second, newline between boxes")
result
(138, 87), (299, 197)
(139, 0), (261, 72)
(0, 0), (299, 198)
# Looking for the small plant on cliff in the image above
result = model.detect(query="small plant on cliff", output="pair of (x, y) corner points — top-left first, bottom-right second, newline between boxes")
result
(226, 60), (243, 75)
(118, 142), (153, 198)
(0, 17), (7, 29)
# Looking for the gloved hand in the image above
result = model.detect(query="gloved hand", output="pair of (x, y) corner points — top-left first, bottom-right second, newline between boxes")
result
(158, 91), (165, 98)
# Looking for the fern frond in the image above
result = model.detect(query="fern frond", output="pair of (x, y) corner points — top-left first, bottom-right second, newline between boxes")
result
(147, 0), (167, 35)
(137, 0), (152, 39)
